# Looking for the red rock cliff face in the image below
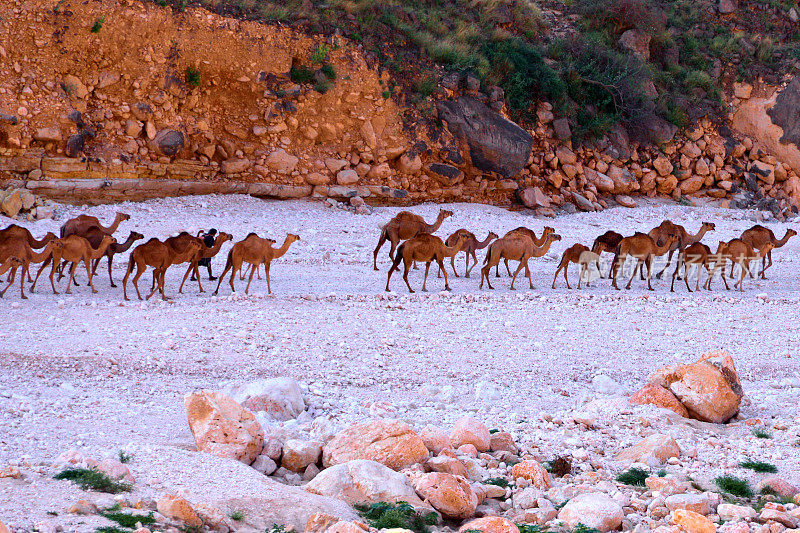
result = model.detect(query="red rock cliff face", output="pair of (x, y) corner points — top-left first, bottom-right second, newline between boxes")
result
(1, 0), (799, 215)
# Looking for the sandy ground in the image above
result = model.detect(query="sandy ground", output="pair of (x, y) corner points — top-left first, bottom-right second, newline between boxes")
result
(1, 195), (800, 527)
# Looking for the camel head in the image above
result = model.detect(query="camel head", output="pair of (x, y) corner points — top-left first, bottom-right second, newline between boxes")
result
(550, 234), (563, 243)
(286, 233), (301, 244)
(438, 209), (453, 220)
(117, 212), (131, 222)
(701, 222), (716, 232)
(130, 231), (145, 241)
(788, 229), (798, 239)
(542, 226), (556, 237)
(488, 231), (499, 241)
(218, 232), (233, 243)
(101, 235), (117, 247)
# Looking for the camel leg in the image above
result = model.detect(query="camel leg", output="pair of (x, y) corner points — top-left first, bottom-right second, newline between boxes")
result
(737, 260), (746, 291)
(264, 262), (272, 295)
(645, 256), (655, 291)
(760, 250), (772, 279)
(720, 261), (730, 290)
(19, 263), (29, 299)
(31, 256), (52, 291)
(466, 252), (477, 278)
(402, 261), (414, 293)
(657, 249), (675, 280)
(373, 230), (388, 271)
(385, 254), (401, 292)
(495, 262), (500, 278)
(213, 263), (233, 296)
(552, 264), (563, 289)
(245, 262), (256, 294)
(194, 263), (203, 292)
(65, 262), (78, 294)
(504, 258), (512, 277)
(439, 259), (451, 291)
(228, 263), (237, 293)
(85, 259), (98, 293)
(421, 262), (432, 292)
(179, 263), (193, 294)
(625, 259), (640, 290)
(452, 254), (459, 278)
(146, 268), (162, 300)
(612, 254), (622, 290)
(0, 265), (17, 297)
(480, 263), (492, 290)
(106, 255), (117, 287)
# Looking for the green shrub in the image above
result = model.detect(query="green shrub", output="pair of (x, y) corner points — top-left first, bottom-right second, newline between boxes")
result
(117, 450), (132, 464)
(310, 44), (330, 64)
(685, 70), (712, 90)
(185, 66), (201, 88)
(484, 477), (510, 487)
(414, 76), (437, 98)
(91, 17), (105, 33)
(355, 502), (438, 533)
(740, 460), (777, 473)
(616, 467), (649, 486)
(101, 511), (155, 528)
(320, 64), (336, 80)
(715, 475), (754, 498)
(290, 66), (315, 84)
(314, 79), (332, 93)
(54, 468), (131, 494)
(753, 428), (772, 439)
(230, 510), (245, 521)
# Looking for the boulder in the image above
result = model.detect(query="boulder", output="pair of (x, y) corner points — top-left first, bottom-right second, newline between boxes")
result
(615, 195), (636, 208)
(572, 191), (595, 211)
(618, 29), (651, 60)
(63, 74), (89, 99)
(397, 152), (423, 175)
(459, 517), (520, 533)
(33, 127), (62, 143)
(337, 169), (359, 186)
(552, 118), (571, 140)
(630, 383), (690, 417)
(756, 476), (798, 498)
(643, 115), (678, 144)
(282, 439), (322, 472)
(220, 158), (252, 174)
(653, 156), (674, 177)
(558, 492), (624, 532)
(734, 82), (752, 100)
(672, 509), (715, 533)
(96, 458), (135, 484)
(132, 445), (356, 532)
(660, 351), (743, 423)
(718, 0), (737, 13)
(154, 129), (185, 156)
(225, 377), (305, 421)
(322, 419), (429, 470)
(413, 472), (478, 519)
(555, 146), (577, 165)
(717, 504), (756, 521)
(489, 432), (517, 453)
(304, 459), (427, 508)
(436, 96), (533, 177)
(450, 417), (490, 452)
(616, 434), (680, 465)
(419, 425), (451, 455)
(427, 163), (464, 187)
(306, 172), (330, 186)
(157, 495), (203, 527)
(680, 175), (705, 195)
(184, 390), (264, 464)
(265, 149), (299, 174)
(1, 190), (22, 217)
(665, 493), (711, 515)
(510, 460), (551, 489)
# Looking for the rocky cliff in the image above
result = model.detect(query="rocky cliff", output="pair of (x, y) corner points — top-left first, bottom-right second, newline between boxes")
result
(1, 0), (799, 217)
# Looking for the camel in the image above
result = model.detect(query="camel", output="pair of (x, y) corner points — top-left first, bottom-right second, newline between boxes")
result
(481, 232), (561, 290)
(552, 243), (602, 289)
(373, 209), (452, 270)
(591, 230), (623, 278)
(670, 242), (713, 293)
(214, 233), (300, 295)
(610, 233), (680, 290)
(1, 225), (58, 281)
(123, 238), (204, 301)
(0, 239), (62, 298)
(89, 230), (145, 287)
(33, 235), (115, 294)
(739, 225), (796, 279)
(495, 226), (555, 277)
(437, 229), (498, 278)
(385, 233), (468, 293)
(159, 231), (234, 294)
(60, 212), (130, 238)
(708, 238), (772, 291)
(648, 221), (715, 279)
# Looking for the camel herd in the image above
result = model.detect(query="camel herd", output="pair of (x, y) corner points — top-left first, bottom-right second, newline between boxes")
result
(0, 213), (299, 300)
(376, 209), (797, 293)
(0, 207), (796, 299)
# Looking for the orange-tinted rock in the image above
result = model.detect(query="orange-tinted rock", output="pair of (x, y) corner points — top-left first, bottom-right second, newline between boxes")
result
(419, 425), (451, 455)
(414, 472), (478, 519)
(630, 383), (689, 417)
(671, 509), (715, 533)
(322, 419), (429, 470)
(459, 516), (520, 533)
(184, 390), (264, 464)
(450, 417), (490, 452)
(157, 495), (203, 527)
(558, 492), (624, 532)
(510, 460), (551, 489)
(489, 432), (517, 453)
(664, 350), (743, 423)
(616, 434), (680, 465)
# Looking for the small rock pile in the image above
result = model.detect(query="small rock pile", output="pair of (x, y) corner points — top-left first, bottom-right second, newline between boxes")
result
(0, 186), (53, 219)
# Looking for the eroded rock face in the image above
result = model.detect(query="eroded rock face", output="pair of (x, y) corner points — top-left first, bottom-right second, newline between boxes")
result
(436, 96), (533, 178)
(768, 76), (800, 147)
(630, 383), (690, 417)
(184, 390), (264, 464)
(322, 419), (429, 470)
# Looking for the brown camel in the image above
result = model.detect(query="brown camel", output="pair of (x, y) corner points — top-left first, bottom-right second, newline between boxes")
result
(162, 231), (234, 294)
(648, 221), (715, 279)
(552, 243), (602, 289)
(214, 233), (300, 295)
(496, 226), (555, 277)
(670, 242), (713, 293)
(437, 229), (498, 278)
(708, 238), (772, 291)
(481, 232), (561, 290)
(122, 238), (203, 301)
(0, 239), (62, 299)
(591, 230), (623, 278)
(88, 230), (145, 287)
(739, 225), (796, 279)
(33, 235), (115, 294)
(373, 209), (452, 270)
(60, 212), (130, 238)
(1, 225), (58, 281)
(385, 233), (468, 293)
(611, 233), (680, 290)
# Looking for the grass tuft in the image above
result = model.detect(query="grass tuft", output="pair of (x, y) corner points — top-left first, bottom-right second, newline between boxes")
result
(715, 474), (754, 498)
(752, 428), (773, 439)
(54, 468), (131, 494)
(95, 528), (127, 533)
(289, 66), (315, 84)
(117, 450), (132, 464)
(616, 467), (649, 486)
(484, 476), (509, 487)
(91, 17), (105, 33)
(185, 66), (201, 88)
(230, 509), (245, 521)
(740, 460), (777, 473)
(101, 511), (155, 528)
(355, 501), (438, 533)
